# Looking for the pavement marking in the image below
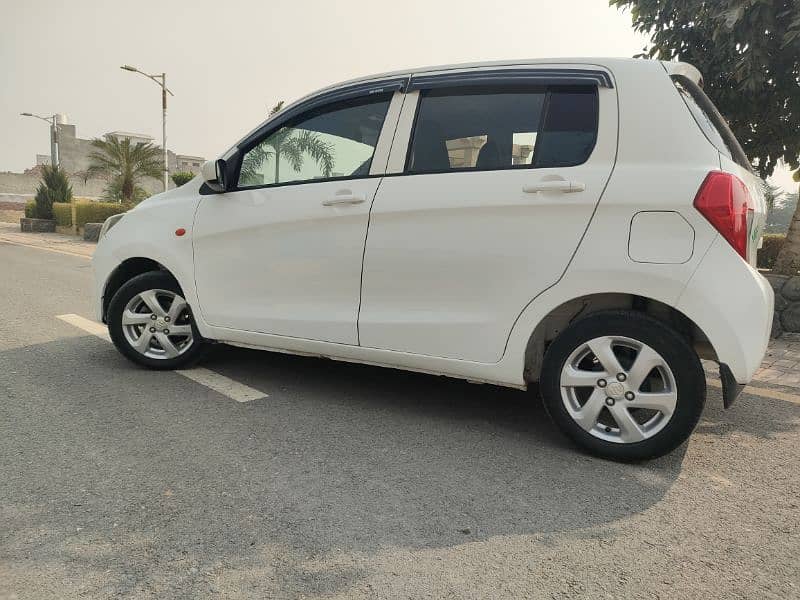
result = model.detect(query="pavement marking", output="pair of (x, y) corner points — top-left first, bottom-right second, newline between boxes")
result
(57, 313), (111, 341)
(0, 236), (92, 259)
(706, 377), (800, 405)
(176, 367), (267, 403)
(56, 313), (268, 403)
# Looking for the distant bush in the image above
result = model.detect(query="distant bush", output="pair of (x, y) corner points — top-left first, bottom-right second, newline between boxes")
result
(33, 165), (73, 219)
(758, 234), (785, 270)
(24, 200), (36, 218)
(53, 202), (72, 226)
(74, 201), (127, 228)
(171, 171), (195, 187)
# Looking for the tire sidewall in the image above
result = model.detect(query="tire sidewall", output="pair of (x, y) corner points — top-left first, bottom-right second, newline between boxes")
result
(540, 311), (705, 461)
(107, 271), (206, 370)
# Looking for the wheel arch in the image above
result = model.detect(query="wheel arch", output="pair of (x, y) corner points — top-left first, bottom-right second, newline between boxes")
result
(101, 257), (182, 322)
(522, 292), (716, 384)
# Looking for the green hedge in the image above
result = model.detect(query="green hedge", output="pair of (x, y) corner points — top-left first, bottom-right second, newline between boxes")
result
(53, 202), (72, 226)
(74, 201), (127, 228)
(24, 200), (36, 218)
(758, 234), (785, 270)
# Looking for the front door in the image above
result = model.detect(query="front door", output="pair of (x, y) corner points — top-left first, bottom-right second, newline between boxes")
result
(193, 92), (394, 344)
(359, 80), (617, 362)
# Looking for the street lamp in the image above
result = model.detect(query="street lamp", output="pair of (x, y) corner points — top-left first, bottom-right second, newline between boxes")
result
(120, 64), (174, 192)
(20, 112), (60, 168)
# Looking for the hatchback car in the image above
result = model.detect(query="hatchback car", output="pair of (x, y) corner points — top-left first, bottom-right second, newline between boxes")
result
(92, 58), (773, 460)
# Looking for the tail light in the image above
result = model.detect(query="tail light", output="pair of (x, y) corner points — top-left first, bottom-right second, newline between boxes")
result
(693, 171), (753, 261)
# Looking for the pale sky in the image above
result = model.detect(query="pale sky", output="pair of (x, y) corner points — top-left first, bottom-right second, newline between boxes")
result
(1, 0), (796, 191)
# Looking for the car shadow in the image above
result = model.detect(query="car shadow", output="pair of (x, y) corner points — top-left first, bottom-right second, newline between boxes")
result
(2, 336), (700, 598)
(694, 384), (800, 440)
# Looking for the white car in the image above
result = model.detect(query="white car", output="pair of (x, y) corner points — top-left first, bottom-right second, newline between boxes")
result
(92, 57), (773, 460)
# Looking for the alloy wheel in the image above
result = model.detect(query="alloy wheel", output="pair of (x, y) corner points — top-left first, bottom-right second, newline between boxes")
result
(121, 288), (194, 360)
(559, 335), (677, 444)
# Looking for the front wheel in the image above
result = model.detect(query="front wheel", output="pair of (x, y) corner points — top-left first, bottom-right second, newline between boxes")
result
(540, 310), (705, 461)
(107, 271), (208, 370)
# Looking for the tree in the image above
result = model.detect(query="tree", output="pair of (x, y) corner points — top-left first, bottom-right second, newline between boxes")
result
(171, 171), (195, 187)
(239, 100), (334, 185)
(610, 0), (800, 272)
(33, 164), (72, 219)
(86, 135), (162, 204)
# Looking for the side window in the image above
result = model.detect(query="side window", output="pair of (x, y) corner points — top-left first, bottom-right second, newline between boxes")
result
(535, 88), (599, 168)
(238, 94), (392, 188)
(406, 85), (598, 174)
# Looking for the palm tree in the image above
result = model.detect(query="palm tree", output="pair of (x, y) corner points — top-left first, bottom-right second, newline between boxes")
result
(240, 101), (335, 185)
(86, 135), (162, 203)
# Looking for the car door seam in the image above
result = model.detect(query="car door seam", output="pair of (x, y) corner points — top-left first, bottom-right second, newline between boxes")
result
(356, 176), (386, 346)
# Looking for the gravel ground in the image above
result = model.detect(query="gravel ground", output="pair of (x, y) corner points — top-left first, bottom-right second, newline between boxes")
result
(1, 241), (798, 599)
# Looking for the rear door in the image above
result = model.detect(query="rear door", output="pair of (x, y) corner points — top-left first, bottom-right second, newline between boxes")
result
(358, 68), (618, 362)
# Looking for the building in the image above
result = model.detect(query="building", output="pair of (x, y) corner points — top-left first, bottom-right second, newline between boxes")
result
(175, 154), (205, 173)
(57, 119), (204, 177)
(106, 131), (156, 146)
(1, 118), (207, 200)
(445, 136), (536, 169)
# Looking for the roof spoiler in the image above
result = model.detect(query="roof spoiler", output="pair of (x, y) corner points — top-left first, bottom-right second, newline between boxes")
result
(661, 61), (704, 88)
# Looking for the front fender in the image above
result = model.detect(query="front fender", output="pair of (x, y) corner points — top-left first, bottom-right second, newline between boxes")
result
(91, 185), (205, 331)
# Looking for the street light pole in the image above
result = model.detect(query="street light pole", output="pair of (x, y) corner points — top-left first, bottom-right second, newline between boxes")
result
(161, 73), (168, 193)
(120, 65), (174, 192)
(20, 112), (59, 168)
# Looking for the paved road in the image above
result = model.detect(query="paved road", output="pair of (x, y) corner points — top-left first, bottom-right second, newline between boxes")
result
(1, 240), (798, 599)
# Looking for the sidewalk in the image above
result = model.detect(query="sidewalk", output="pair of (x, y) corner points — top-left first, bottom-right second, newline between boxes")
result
(751, 333), (800, 387)
(0, 221), (95, 258)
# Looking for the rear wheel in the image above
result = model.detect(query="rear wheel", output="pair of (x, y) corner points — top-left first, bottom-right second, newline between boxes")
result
(540, 310), (705, 460)
(107, 271), (208, 370)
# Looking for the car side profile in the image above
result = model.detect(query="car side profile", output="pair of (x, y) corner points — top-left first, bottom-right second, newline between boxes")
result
(92, 57), (773, 460)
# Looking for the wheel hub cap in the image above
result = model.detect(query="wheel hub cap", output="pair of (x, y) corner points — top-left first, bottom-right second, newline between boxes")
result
(606, 381), (625, 397)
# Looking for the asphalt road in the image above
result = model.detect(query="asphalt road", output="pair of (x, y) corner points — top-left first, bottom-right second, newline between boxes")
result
(1, 240), (798, 599)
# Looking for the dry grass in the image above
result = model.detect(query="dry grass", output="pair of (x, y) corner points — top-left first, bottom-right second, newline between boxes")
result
(0, 208), (24, 224)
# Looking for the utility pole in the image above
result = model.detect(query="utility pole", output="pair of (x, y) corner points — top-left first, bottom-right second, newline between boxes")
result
(120, 65), (174, 192)
(20, 112), (60, 168)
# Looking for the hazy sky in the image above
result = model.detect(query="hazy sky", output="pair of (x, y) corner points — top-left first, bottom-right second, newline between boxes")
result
(1, 0), (795, 191)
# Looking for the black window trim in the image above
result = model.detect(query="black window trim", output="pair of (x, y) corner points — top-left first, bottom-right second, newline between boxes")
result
(236, 77), (408, 153)
(671, 74), (752, 173)
(407, 68), (613, 91)
(402, 84), (600, 176)
(200, 68), (611, 194)
(230, 86), (399, 192)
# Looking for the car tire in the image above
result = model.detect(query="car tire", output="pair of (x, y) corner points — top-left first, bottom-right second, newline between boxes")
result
(539, 310), (705, 461)
(107, 271), (209, 370)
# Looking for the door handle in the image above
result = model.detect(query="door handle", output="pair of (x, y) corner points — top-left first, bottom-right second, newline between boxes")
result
(523, 180), (586, 194)
(322, 193), (366, 206)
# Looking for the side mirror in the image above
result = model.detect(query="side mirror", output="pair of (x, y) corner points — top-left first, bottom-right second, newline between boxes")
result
(201, 159), (228, 193)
